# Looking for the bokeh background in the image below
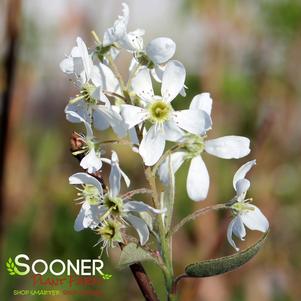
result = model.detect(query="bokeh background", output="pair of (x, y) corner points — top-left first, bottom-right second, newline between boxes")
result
(1, 0), (301, 300)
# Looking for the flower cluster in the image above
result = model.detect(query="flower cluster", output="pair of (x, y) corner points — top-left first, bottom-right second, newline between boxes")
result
(61, 2), (268, 255)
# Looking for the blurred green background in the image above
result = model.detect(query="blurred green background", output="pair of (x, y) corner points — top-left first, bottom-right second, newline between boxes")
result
(1, 0), (300, 300)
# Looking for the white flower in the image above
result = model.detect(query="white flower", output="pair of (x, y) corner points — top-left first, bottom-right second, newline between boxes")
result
(69, 172), (105, 231)
(129, 37), (177, 88)
(98, 151), (165, 245)
(60, 36), (97, 86)
(132, 37), (176, 67)
(103, 3), (144, 54)
(60, 36), (127, 138)
(121, 61), (212, 166)
(158, 93), (251, 201)
(227, 160), (269, 251)
(66, 109), (103, 173)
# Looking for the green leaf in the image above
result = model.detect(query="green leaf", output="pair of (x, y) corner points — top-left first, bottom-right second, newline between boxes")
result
(118, 243), (158, 269)
(8, 258), (12, 263)
(185, 232), (268, 277)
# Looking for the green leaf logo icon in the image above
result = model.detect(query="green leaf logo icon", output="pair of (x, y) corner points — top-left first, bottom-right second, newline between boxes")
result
(101, 273), (112, 280)
(6, 257), (16, 276)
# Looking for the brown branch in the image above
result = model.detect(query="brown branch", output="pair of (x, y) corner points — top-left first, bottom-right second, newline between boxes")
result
(0, 0), (21, 245)
(70, 133), (159, 301)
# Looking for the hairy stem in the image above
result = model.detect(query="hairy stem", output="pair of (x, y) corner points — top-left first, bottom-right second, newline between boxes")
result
(170, 204), (227, 236)
(144, 167), (175, 300)
(121, 188), (153, 199)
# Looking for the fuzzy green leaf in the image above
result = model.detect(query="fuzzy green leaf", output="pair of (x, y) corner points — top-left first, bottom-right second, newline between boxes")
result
(118, 243), (158, 269)
(185, 232), (268, 277)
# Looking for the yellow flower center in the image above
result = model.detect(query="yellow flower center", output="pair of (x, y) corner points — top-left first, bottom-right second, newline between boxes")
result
(148, 100), (171, 124)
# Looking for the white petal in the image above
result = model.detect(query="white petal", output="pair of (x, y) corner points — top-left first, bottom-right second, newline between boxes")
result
(227, 218), (240, 251)
(65, 102), (91, 124)
(205, 136), (251, 159)
(76, 37), (92, 81)
(96, 105), (127, 138)
(232, 215), (246, 240)
(233, 160), (256, 189)
(75, 203), (102, 231)
(93, 63), (120, 93)
(151, 65), (164, 82)
(65, 109), (93, 138)
(109, 151), (121, 197)
(158, 151), (186, 184)
(103, 3), (129, 46)
(90, 85), (110, 104)
(190, 92), (213, 117)
(80, 149), (103, 173)
(146, 37), (176, 64)
(69, 172), (103, 195)
(235, 179), (250, 198)
(120, 169), (131, 188)
(120, 105), (148, 129)
(139, 125), (165, 166)
(60, 57), (74, 74)
(126, 214), (149, 246)
(129, 127), (139, 146)
(124, 201), (166, 214)
(161, 60), (186, 102)
(163, 120), (185, 142)
(92, 107), (110, 131)
(119, 29), (144, 51)
(173, 109), (212, 135)
(74, 206), (87, 232)
(132, 68), (154, 102)
(241, 205), (269, 232)
(187, 156), (209, 201)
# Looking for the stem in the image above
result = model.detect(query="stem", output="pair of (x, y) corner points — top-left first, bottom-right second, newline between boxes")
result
(171, 273), (189, 296)
(170, 204), (227, 236)
(144, 167), (175, 300)
(98, 139), (132, 146)
(152, 143), (184, 176)
(129, 263), (160, 301)
(121, 188), (153, 199)
(107, 54), (126, 93)
(126, 62), (140, 90)
(103, 90), (128, 103)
